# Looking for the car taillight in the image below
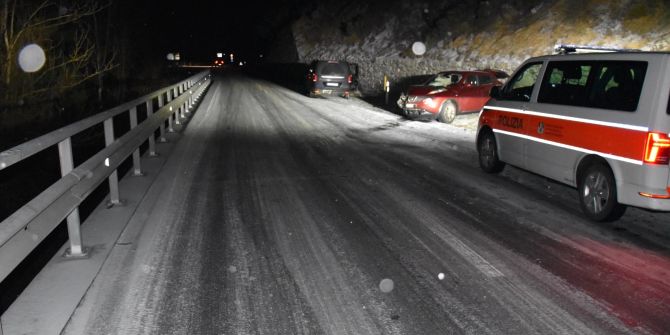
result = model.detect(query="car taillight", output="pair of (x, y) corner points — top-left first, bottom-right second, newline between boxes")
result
(644, 132), (670, 165)
(347, 74), (353, 84)
(312, 74), (318, 82)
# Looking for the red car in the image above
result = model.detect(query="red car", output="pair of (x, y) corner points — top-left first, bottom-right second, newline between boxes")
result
(398, 70), (506, 123)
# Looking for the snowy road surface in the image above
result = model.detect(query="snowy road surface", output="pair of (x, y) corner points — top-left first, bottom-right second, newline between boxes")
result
(64, 74), (670, 334)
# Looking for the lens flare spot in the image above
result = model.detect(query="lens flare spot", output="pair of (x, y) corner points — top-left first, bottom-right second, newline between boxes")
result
(412, 41), (426, 56)
(18, 44), (46, 73)
(379, 278), (394, 293)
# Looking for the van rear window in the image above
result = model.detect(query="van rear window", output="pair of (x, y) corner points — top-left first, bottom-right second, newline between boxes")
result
(317, 63), (349, 76)
(538, 61), (647, 112)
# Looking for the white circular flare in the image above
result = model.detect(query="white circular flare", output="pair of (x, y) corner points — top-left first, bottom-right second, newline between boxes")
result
(167, 53), (175, 61)
(379, 278), (394, 293)
(18, 44), (46, 73)
(412, 41), (426, 56)
(438, 273), (445, 280)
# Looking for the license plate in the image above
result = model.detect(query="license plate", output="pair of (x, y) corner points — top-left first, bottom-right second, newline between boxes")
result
(406, 103), (415, 108)
(325, 82), (339, 87)
(322, 90), (332, 94)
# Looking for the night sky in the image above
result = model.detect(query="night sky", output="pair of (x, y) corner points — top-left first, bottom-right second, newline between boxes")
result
(123, 0), (309, 63)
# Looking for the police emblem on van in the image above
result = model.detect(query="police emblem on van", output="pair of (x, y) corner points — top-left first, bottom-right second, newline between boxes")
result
(537, 121), (545, 134)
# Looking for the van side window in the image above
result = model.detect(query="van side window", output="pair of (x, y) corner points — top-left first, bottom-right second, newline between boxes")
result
(500, 62), (542, 102)
(538, 61), (647, 112)
(538, 62), (591, 106)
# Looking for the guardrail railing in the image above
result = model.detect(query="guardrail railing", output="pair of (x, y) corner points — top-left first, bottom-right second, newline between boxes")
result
(0, 70), (212, 283)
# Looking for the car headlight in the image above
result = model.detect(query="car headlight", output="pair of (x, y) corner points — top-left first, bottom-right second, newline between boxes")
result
(423, 98), (438, 108)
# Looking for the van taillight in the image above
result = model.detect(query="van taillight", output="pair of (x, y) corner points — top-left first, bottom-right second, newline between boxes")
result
(347, 74), (353, 84)
(644, 132), (670, 165)
(312, 74), (318, 82)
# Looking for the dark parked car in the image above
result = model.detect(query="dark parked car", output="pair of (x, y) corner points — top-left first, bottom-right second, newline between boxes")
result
(397, 70), (507, 123)
(306, 60), (355, 98)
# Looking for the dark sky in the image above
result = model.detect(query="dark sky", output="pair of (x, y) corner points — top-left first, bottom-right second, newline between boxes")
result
(121, 0), (310, 63)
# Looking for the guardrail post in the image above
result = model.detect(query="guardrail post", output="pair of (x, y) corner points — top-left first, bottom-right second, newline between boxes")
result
(129, 106), (143, 176)
(58, 138), (88, 258)
(178, 86), (185, 121)
(183, 83), (189, 115)
(146, 99), (158, 156)
(104, 118), (122, 206)
(173, 87), (181, 125)
(166, 89), (175, 132)
(158, 94), (168, 141)
(176, 86), (183, 119)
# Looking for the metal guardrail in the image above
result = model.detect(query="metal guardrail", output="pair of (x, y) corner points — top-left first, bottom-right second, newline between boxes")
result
(0, 70), (212, 282)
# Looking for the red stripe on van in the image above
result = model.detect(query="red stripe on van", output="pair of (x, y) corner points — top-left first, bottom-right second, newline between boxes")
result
(480, 108), (648, 162)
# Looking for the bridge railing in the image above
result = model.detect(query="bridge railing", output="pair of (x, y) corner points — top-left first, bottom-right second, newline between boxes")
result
(0, 70), (211, 283)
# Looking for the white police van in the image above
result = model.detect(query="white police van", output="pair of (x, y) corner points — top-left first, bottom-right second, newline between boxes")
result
(477, 46), (670, 221)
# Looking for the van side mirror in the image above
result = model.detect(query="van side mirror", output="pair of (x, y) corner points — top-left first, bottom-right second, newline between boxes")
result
(490, 86), (500, 99)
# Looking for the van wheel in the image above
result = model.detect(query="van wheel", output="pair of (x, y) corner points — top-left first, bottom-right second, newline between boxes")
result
(578, 163), (626, 221)
(438, 100), (458, 123)
(478, 130), (505, 173)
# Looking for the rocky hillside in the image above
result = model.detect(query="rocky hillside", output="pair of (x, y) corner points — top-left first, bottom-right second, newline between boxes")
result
(285, 0), (670, 94)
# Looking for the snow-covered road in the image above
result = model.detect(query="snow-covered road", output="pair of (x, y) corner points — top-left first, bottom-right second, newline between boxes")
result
(64, 74), (670, 334)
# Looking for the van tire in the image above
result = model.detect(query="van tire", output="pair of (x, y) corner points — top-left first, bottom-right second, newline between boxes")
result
(577, 163), (627, 221)
(438, 100), (458, 123)
(478, 130), (505, 173)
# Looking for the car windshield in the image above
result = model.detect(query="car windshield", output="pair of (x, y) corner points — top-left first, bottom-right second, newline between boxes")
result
(425, 72), (462, 87)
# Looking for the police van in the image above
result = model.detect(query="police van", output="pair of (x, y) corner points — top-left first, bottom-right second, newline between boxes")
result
(477, 46), (670, 221)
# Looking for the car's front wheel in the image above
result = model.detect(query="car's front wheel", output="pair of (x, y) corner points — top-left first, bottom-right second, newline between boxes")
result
(438, 100), (458, 123)
(477, 130), (505, 173)
(578, 163), (626, 221)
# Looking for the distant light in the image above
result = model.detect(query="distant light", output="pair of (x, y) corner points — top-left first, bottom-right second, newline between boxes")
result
(174, 53), (181, 61)
(412, 41), (426, 56)
(230, 53), (234, 62)
(216, 52), (223, 58)
(438, 273), (445, 280)
(18, 44), (46, 73)
(239, 61), (243, 66)
(167, 53), (175, 61)
(259, 54), (263, 58)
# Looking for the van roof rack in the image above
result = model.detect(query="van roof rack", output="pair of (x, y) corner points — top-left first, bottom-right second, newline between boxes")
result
(554, 44), (641, 54)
